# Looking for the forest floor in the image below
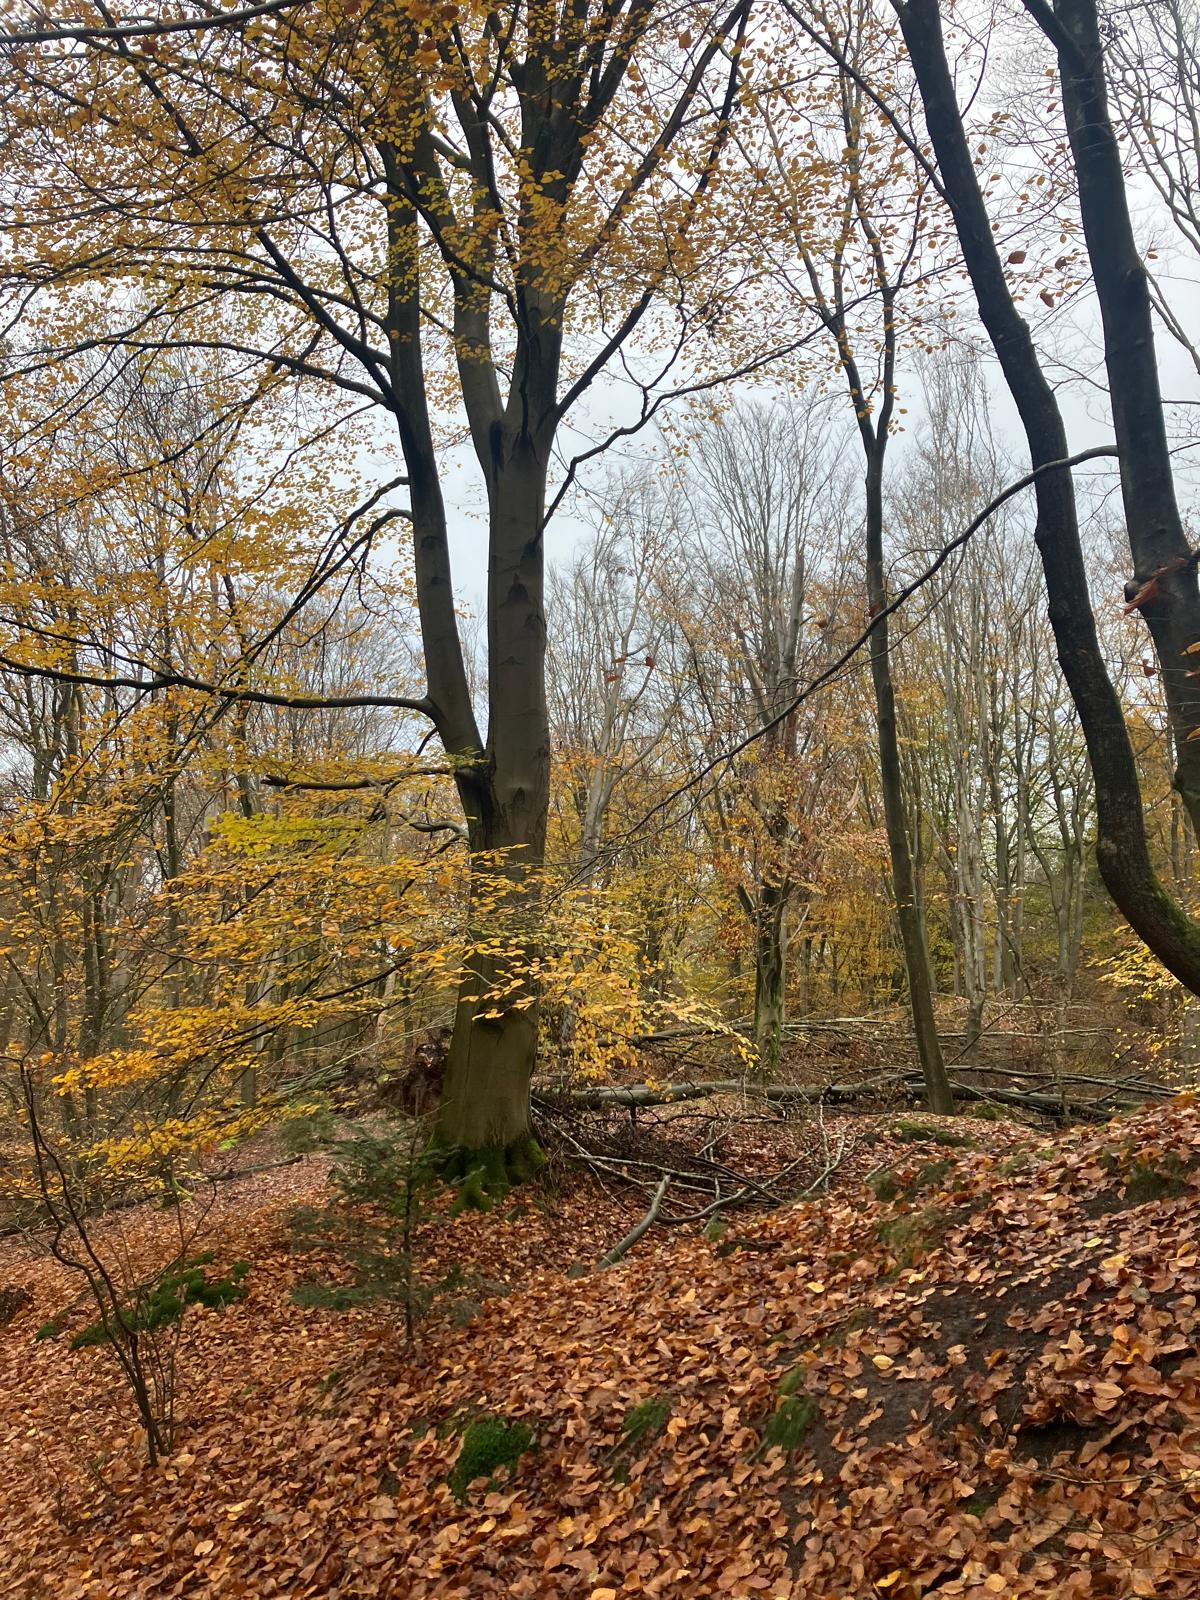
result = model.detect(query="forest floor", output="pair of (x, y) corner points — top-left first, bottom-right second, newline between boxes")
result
(2, 1095), (1200, 1598)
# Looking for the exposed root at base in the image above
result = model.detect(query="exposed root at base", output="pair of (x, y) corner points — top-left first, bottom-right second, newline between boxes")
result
(429, 1137), (547, 1212)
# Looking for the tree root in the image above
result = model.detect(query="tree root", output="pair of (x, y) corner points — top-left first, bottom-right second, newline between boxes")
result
(429, 1136), (547, 1212)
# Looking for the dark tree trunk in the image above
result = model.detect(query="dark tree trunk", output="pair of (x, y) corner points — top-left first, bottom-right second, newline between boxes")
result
(1036, 0), (1200, 826)
(896, 0), (1200, 995)
(437, 789), (548, 1176)
(431, 441), (551, 1182)
(385, 189), (554, 1181)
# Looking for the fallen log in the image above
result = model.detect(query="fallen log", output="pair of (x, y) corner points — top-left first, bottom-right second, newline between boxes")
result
(913, 1075), (1147, 1121)
(540, 1070), (1168, 1123)
(931, 1062), (1172, 1098)
(538, 1074), (911, 1112)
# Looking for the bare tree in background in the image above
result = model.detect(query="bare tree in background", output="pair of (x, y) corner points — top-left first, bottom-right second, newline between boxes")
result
(679, 399), (856, 1070)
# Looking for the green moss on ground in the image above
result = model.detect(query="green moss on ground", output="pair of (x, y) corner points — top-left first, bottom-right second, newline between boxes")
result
(870, 1158), (956, 1208)
(436, 1138), (547, 1213)
(1124, 1155), (1195, 1207)
(621, 1395), (672, 1445)
(868, 1170), (900, 1202)
(877, 1205), (956, 1269)
(60, 1255), (249, 1350)
(894, 1119), (976, 1148)
(447, 1416), (534, 1502)
(909, 1158), (954, 1195)
(752, 1392), (818, 1459)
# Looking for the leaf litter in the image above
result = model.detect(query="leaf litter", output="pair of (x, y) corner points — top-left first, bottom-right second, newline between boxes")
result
(1, 1102), (1199, 1597)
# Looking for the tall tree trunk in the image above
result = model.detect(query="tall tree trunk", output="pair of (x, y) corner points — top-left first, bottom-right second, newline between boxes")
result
(753, 880), (787, 1074)
(438, 828), (546, 1174)
(896, 0), (1200, 995)
(866, 448), (955, 1113)
(1044, 0), (1200, 827)
(386, 192), (551, 1182)
(434, 446), (550, 1182)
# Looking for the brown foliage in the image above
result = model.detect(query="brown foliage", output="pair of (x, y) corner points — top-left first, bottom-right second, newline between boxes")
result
(3, 1103), (1200, 1596)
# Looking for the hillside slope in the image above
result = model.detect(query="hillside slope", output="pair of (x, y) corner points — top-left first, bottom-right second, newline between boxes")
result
(2, 1103), (1200, 1598)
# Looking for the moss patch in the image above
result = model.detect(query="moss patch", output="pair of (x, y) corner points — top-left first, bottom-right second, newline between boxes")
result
(1123, 1155), (1194, 1207)
(868, 1170), (900, 1203)
(777, 1365), (806, 1397)
(894, 1119), (975, 1148)
(447, 1415), (534, 1502)
(51, 1255), (249, 1350)
(753, 1392), (818, 1458)
(877, 1205), (956, 1269)
(870, 1158), (956, 1208)
(621, 1395), (672, 1446)
(439, 1138), (547, 1213)
(908, 1158), (955, 1196)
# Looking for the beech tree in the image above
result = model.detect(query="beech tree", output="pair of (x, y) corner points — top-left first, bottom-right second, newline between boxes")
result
(0, 0), (784, 1180)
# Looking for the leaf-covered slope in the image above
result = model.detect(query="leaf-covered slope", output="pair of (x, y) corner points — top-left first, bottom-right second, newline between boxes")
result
(3, 1104), (1200, 1598)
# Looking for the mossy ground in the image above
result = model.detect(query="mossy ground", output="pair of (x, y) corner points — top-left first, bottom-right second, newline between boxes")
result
(894, 1119), (976, 1148)
(621, 1395), (672, 1445)
(869, 1156), (956, 1206)
(876, 1204), (956, 1268)
(752, 1392), (818, 1459)
(447, 1416), (535, 1502)
(38, 1255), (250, 1350)
(1123, 1154), (1195, 1207)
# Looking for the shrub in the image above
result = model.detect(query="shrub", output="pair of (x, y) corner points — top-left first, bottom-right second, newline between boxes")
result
(288, 1117), (443, 1342)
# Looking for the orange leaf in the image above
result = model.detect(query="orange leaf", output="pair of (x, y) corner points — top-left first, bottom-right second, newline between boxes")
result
(1123, 577), (1161, 614)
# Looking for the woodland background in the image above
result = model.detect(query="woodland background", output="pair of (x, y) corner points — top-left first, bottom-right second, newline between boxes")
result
(0, 0), (1199, 1592)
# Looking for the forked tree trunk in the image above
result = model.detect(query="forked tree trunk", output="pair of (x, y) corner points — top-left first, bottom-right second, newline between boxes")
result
(432, 446), (551, 1187)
